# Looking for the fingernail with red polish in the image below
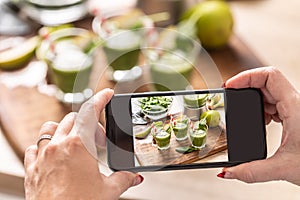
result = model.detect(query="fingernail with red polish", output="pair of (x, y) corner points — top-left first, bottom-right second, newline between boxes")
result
(217, 172), (226, 178)
(135, 174), (144, 185)
(221, 82), (226, 88)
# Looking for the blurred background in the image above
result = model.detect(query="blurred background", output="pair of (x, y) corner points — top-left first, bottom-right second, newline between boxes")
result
(1, 0), (300, 199)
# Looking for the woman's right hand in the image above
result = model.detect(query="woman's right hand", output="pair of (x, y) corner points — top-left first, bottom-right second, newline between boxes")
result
(24, 89), (143, 200)
(220, 66), (300, 186)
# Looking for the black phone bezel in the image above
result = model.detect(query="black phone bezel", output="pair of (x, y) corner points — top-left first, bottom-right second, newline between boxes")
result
(105, 88), (267, 172)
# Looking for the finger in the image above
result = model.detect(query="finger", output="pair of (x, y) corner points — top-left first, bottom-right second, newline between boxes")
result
(220, 157), (283, 183)
(264, 113), (272, 125)
(71, 88), (113, 136)
(264, 102), (277, 115)
(272, 113), (282, 123)
(70, 89), (114, 158)
(37, 121), (58, 153)
(107, 172), (144, 197)
(52, 112), (77, 141)
(24, 145), (38, 171)
(225, 67), (297, 102)
(95, 123), (106, 149)
(261, 87), (276, 105)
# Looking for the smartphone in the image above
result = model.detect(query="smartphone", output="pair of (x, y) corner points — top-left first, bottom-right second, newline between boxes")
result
(105, 88), (267, 172)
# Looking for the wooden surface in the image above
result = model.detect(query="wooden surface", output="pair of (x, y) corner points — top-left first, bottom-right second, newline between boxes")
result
(0, 17), (263, 160)
(0, 85), (71, 159)
(134, 124), (226, 166)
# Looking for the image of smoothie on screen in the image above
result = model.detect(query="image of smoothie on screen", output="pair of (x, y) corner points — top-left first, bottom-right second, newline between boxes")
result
(131, 93), (227, 167)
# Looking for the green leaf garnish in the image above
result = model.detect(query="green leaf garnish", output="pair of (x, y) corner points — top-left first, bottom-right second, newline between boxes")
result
(176, 146), (199, 154)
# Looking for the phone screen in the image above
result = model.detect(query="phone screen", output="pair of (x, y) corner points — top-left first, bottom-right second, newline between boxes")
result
(130, 91), (227, 167)
(106, 89), (266, 172)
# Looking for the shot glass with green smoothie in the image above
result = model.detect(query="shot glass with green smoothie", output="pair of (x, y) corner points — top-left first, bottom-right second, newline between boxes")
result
(189, 120), (208, 149)
(92, 9), (153, 82)
(171, 115), (190, 141)
(43, 28), (95, 103)
(151, 122), (172, 150)
(189, 128), (207, 149)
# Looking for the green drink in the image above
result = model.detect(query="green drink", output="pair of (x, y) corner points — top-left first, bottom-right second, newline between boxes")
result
(103, 31), (141, 71)
(144, 27), (200, 91)
(154, 130), (171, 150)
(172, 122), (188, 141)
(150, 53), (193, 91)
(189, 129), (207, 148)
(51, 49), (92, 93)
(93, 9), (154, 82)
(48, 41), (93, 103)
(41, 28), (95, 103)
(151, 122), (172, 150)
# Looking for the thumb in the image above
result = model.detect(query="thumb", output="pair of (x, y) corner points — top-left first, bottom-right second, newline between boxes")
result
(220, 157), (283, 183)
(108, 171), (144, 196)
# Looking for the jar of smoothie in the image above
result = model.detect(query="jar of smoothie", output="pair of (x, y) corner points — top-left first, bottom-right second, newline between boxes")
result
(183, 94), (208, 121)
(42, 28), (96, 103)
(92, 9), (153, 82)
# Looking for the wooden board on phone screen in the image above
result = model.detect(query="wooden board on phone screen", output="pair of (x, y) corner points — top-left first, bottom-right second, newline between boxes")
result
(134, 122), (227, 166)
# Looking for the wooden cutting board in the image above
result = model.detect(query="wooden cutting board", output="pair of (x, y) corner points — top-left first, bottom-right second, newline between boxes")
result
(0, 30), (263, 160)
(134, 124), (226, 166)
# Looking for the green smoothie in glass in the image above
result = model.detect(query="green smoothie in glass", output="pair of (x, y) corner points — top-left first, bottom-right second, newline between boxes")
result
(48, 41), (93, 102)
(103, 30), (141, 71)
(154, 129), (171, 150)
(171, 116), (189, 141)
(151, 122), (172, 150)
(41, 27), (95, 104)
(150, 52), (193, 91)
(172, 122), (188, 141)
(189, 129), (207, 148)
(94, 9), (153, 82)
(144, 26), (199, 91)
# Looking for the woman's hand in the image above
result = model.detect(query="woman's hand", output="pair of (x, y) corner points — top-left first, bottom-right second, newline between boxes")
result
(219, 66), (300, 186)
(24, 89), (143, 200)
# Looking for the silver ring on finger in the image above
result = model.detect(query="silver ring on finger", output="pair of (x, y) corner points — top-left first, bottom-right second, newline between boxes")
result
(37, 134), (53, 146)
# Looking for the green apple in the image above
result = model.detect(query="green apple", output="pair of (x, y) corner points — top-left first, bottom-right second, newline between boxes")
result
(200, 110), (221, 127)
(181, 0), (234, 49)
